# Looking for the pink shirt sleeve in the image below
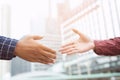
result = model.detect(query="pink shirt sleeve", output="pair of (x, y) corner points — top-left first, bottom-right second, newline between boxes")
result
(94, 37), (120, 56)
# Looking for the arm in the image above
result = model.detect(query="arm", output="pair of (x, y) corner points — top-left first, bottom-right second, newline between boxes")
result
(0, 35), (56, 64)
(60, 29), (120, 56)
(0, 36), (18, 60)
(94, 37), (120, 56)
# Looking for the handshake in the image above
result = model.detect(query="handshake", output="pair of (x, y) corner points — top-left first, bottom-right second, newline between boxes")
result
(14, 29), (95, 64)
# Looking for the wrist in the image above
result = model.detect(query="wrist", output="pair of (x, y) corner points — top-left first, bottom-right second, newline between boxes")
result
(14, 40), (21, 56)
(89, 41), (95, 50)
(9, 39), (18, 59)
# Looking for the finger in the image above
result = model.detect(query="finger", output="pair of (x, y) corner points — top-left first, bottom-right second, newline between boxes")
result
(72, 29), (89, 42)
(27, 52), (54, 63)
(59, 45), (75, 51)
(61, 48), (77, 54)
(72, 28), (83, 36)
(40, 45), (56, 54)
(31, 35), (43, 40)
(36, 59), (52, 64)
(39, 57), (55, 64)
(61, 42), (74, 48)
(23, 35), (43, 40)
(37, 58), (54, 64)
(38, 49), (56, 59)
(67, 50), (78, 55)
(34, 53), (55, 63)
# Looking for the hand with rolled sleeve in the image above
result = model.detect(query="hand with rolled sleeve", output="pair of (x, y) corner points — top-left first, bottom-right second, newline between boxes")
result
(0, 35), (56, 64)
(59, 29), (120, 56)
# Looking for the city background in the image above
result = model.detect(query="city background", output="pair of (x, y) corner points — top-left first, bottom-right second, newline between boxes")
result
(0, 0), (120, 80)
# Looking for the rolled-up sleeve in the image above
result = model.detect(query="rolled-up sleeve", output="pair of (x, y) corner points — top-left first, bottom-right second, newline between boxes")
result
(94, 37), (120, 56)
(0, 36), (18, 60)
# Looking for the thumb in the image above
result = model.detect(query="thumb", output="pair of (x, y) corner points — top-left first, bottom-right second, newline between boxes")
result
(72, 28), (90, 42)
(31, 35), (43, 40)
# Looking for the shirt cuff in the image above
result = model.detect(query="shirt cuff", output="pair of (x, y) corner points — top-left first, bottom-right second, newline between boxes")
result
(0, 37), (18, 60)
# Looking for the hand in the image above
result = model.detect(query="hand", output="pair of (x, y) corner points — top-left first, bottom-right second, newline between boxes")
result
(59, 29), (95, 54)
(14, 35), (56, 64)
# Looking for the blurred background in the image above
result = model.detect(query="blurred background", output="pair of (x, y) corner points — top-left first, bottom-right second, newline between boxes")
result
(0, 0), (120, 80)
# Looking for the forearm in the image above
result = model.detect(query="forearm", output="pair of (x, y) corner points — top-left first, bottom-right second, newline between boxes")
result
(0, 36), (18, 60)
(93, 37), (120, 56)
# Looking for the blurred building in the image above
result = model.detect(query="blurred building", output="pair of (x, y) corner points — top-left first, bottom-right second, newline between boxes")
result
(60, 0), (120, 77)
(11, 58), (31, 76)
